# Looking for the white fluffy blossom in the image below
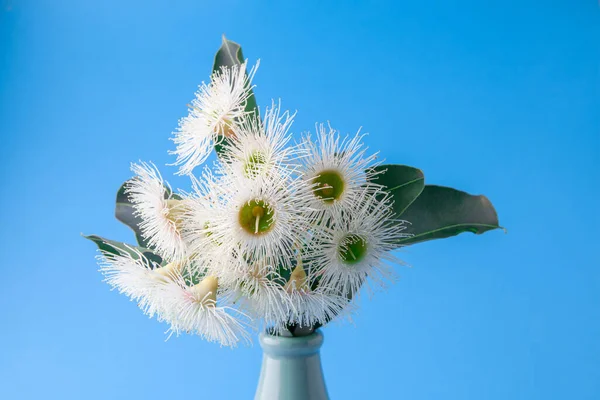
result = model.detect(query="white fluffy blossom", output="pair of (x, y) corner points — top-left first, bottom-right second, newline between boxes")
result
(314, 191), (410, 299)
(299, 123), (382, 222)
(170, 61), (259, 175)
(178, 170), (224, 266)
(158, 273), (252, 347)
(225, 257), (293, 333)
(188, 168), (315, 275)
(98, 246), (167, 319)
(284, 262), (353, 330)
(126, 162), (187, 262)
(217, 101), (303, 180)
(99, 247), (251, 347)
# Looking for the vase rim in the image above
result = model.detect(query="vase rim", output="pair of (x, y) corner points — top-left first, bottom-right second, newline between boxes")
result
(259, 329), (324, 358)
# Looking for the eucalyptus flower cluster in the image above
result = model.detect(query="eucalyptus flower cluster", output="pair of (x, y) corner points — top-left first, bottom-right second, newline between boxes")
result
(97, 61), (410, 347)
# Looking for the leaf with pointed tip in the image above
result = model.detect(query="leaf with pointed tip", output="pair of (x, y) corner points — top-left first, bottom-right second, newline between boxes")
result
(397, 185), (503, 245)
(370, 164), (425, 218)
(212, 36), (259, 159)
(115, 181), (148, 248)
(212, 36), (258, 114)
(83, 234), (164, 266)
(115, 180), (180, 249)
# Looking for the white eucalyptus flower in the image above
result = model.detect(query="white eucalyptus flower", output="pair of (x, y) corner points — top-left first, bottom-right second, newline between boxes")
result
(126, 162), (188, 262)
(300, 123), (382, 222)
(217, 101), (303, 180)
(223, 256), (293, 333)
(159, 273), (252, 347)
(98, 247), (179, 319)
(170, 61), (259, 175)
(191, 169), (314, 274)
(314, 191), (410, 299)
(179, 170), (224, 265)
(284, 261), (352, 330)
(98, 245), (249, 347)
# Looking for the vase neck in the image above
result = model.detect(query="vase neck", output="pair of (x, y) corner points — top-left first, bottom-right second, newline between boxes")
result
(255, 330), (329, 400)
(259, 330), (324, 358)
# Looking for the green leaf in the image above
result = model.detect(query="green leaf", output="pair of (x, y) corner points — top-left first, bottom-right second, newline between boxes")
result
(286, 323), (316, 337)
(370, 164), (425, 217)
(83, 234), (164, 266)
(182, 265), (204, 286)
(115, 180), (179, 249)
(212, 36), (259, 159)
(115, 181), (148, 248)
(213, 135), (233, 159)
(275, 263), (292, 286)
(212, 35), (258, 115)
(397, 185), (503, 245)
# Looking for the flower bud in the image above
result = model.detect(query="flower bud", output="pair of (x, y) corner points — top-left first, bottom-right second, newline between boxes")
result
(153, 262), (182, 282)
(190, 276), (218, 306)
(165, 199), (187, 231)
(285, 263), (309, 293)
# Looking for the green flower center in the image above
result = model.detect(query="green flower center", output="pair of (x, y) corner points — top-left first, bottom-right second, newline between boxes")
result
(339, 234), (368, 265)
(312, 170), (345, 203)
(244, 151), (267, 178)
(238, 199), (274, 235)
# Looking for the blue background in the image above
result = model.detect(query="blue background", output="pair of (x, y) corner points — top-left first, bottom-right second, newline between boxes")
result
(1, 1), (598, 399)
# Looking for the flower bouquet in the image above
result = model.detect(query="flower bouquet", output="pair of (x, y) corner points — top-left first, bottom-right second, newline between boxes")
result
(86, 37), (502, 398)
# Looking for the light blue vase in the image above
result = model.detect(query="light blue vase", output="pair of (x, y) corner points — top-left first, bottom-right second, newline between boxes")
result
(255, 330), (329, 400)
